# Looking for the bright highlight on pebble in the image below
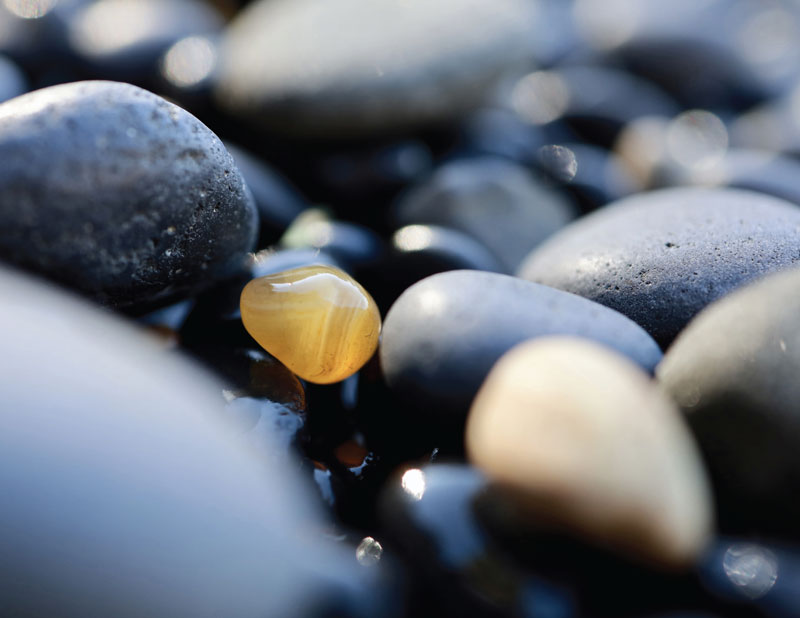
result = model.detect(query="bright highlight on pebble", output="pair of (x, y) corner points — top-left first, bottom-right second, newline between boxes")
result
(401, 468), (426, 501)
(162, 36), (217, 88)
(240, 265), (381, 384)
(3, 0), (56, 19)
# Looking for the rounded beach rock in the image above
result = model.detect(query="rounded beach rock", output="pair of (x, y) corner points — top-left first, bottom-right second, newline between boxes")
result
(657, 266), (800, 539)
(466, 337), (713, 567)
(380, 270), (662, 415)
(214, 0), (537, 136)
(0, 80), (258, 311)
(518, 187), (800, 347)
(0, 264), (368, 618)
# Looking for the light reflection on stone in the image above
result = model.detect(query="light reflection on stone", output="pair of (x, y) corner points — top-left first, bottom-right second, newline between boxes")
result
(401, 468), (426, 501)
(511, 71), (569, 126)
(3, 0), (57, 19)
(355, 536), (383, 566)
(666, 110), (728, 171)
(722, 543), (779, 600)
(162, 36), (217, 88)
(393, 225), (435, 252)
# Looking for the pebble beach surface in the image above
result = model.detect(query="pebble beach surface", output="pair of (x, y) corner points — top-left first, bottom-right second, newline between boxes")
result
(2, 1), (800, 617)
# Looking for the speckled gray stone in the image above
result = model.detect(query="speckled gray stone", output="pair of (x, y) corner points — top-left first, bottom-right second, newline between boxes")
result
(394, 157), (576, 272)
(657, 266), (800, 539)
(0, 81), (258, 311)
(380, 270), (662, 416)
(0, 264), (373, 618)
(518, 188), (800, 347)
(214, 0), (537, 136)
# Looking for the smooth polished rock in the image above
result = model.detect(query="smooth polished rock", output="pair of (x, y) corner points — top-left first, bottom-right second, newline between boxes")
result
(241, 265), (381, 384)
(0, 81), (258, 311)
(657, 266), (800, 539)
(0, 264), (370, 618)
(518, 187), (800, 348)
(214, 0), (537, 136)
(466, 337), (713, 567)
(380, 270), (662, 415)
(394, 157), (576, 272)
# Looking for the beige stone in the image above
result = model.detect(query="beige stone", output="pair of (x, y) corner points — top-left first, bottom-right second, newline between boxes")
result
(466, 337), (713, 567)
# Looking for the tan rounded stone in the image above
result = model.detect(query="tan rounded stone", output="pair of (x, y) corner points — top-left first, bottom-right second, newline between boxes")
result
(466, 336), (713, 567)
(240, 265), (381, 384)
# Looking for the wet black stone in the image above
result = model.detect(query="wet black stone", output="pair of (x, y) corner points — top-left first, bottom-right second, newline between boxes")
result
(379, 463), (578, 618)
(380, 270), (662, 417)
(224, 142), (307, 247)
(370, 224), (505, 314)
(280, 209), (386, 272)
(394, 157), (577, 272)
(519, 187), (800, 348)
(65, 0), (222, 82)
(657, 266), (800, 539)
(0, 80), (258, 312)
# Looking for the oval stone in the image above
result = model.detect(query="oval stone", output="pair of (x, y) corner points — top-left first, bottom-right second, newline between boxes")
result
(518, 187), (800, 347)
(380, 270), (662, 415)
(466, 337), (713, 567)
(0, 81), (258, 311)
(657, 266), (800, 539)
(214, 0), (537, 136)
(0, 264), (371, 618)
(241, 265), (381, 384)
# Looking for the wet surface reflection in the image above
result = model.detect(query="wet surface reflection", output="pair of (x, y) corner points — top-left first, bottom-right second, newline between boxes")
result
(721, 543), (778, 600)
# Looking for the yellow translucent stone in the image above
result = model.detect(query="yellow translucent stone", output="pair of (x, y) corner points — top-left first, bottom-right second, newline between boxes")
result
(240, 265), (381, 384)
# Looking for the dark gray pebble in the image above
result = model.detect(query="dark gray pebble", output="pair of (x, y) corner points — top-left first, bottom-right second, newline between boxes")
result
(0, 53), (25, 102)
(658, 266), (800, 538)
(0, 80), (258, 311)
(394, 157), (576, 272)
(518, 187), (800, 347)
(380, 270), (662, 416)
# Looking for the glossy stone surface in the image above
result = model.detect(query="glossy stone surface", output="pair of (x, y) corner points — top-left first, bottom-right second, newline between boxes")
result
(379, 463), (578, 618)
(0, 80), (258, 311)
(657, 266), (800, 539)
(380, 270), (662, 416)
(467, 337), (713, 567)
(214, 0), (537, 136)
(241, 265), (381, 384)
(394, 157), (577, 272)
(0, 264), (373, 618)
(518, 187), (800, 348)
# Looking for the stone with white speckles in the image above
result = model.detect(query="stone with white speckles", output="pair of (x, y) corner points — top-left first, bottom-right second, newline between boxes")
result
(0, 81), (258, 311)
(518, 188), (800, 348)
(658, 266), (800, 540)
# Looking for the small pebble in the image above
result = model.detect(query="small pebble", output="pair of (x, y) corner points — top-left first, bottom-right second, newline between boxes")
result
(240, 265), (381, 384)
(466, 337), (713, 567)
